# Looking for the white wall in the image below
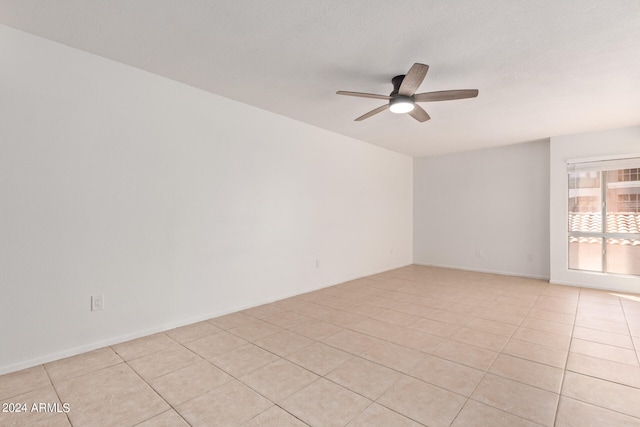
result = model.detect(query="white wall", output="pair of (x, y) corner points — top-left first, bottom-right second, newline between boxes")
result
(0, 25), (413, 374)
(550, 126), (640, 293)
(414, 140), (550, 279)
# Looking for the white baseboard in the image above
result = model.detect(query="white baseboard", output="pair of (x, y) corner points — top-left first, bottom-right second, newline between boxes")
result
(0, 262), (412, 376)
(413, 262), (550, 281)
(548, 278), (640, 294)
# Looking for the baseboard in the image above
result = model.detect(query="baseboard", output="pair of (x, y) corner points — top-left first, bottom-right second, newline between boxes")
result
(0, 261), (412, 376)
(548, 278), (640, 295)
(413, 262), (550, 281)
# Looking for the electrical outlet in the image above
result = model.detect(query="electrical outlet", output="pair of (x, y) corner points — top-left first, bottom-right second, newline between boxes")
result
(91, 294), (104, 311)
(315, 259), (319, 269)
(475, 250), (482, 258)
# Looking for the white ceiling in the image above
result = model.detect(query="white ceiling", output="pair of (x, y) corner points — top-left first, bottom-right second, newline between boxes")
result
(1, 1), (639, 157)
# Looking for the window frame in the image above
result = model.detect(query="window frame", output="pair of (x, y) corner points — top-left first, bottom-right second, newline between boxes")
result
(567, 156), (640, 276)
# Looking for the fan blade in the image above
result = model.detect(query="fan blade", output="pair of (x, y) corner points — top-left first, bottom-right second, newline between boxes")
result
(355, 104), (389, 121)
(408, 104), (430, 122)
(398, 63), (429, 96)
(336, 91), (391, 100)
(414, 89), (479, 102)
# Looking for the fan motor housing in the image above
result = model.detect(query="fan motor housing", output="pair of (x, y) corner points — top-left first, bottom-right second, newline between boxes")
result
(389, 75), (415, 113)
(390, 75), (405, 96)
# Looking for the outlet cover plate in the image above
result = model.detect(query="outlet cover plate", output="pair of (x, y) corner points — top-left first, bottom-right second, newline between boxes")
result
(91, 294), (104, 311)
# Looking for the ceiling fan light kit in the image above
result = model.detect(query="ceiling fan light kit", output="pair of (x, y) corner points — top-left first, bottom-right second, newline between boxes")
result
(337, 63), (478, 123)
(389, 96), (415, 113)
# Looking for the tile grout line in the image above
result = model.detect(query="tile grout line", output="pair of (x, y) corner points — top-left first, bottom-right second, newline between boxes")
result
(619, 298), (640, 367)
(337, 277), (571, 425)
(40, 363), (74, 427)
(443, 284), (509, 427)
(457, 283), (555, 427)
(290, 278), (487, 425)
(136, 327), (317, 424)
(164, 321), (331, 426)
(552, 287), (583, 427)
(120, 335), (194, 427)
(116, 328), (294, 425)
(328, 278), (636, 421)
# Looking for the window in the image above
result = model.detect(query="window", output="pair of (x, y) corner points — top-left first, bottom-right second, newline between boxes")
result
(618, 168), (640, 182)
(568, 157), (640, 276)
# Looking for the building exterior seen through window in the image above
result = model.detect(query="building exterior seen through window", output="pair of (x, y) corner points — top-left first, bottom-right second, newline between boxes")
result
(568, 165), (640, 276)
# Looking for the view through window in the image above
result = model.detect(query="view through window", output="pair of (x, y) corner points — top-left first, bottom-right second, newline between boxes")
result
(568, 159), (640, 276)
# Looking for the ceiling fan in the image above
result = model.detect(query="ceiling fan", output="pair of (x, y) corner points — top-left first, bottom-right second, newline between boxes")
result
(337, 63), (478, 122)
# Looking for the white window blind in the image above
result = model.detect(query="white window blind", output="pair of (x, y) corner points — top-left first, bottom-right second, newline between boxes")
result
(567, 155), (640, 172)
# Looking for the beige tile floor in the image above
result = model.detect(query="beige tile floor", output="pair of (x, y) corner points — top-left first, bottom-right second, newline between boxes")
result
(2, 265), (640, 426)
